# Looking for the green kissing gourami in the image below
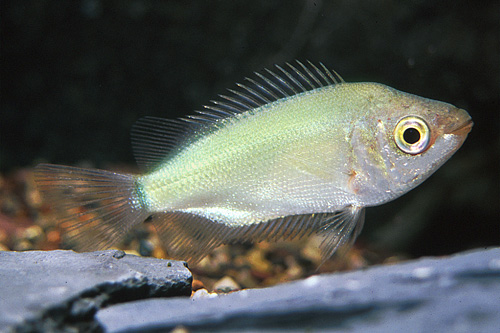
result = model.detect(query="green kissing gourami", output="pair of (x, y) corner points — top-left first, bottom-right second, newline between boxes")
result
(35, 61), (473, 263)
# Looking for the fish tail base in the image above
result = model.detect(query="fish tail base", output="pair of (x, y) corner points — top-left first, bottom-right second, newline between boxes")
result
(34, 163), (149, 251)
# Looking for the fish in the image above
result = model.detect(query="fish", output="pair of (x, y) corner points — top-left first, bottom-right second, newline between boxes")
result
(34, 61), (473, 263)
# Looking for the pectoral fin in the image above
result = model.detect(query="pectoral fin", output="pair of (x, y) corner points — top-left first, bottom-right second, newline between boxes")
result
(316, 205), (366, 264)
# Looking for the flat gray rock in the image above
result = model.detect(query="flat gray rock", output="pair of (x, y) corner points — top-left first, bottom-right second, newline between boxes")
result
(0, 250), (192, 332)
(97, 248), (500, 333)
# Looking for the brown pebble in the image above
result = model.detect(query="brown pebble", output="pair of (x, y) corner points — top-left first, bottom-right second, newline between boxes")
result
(46, 229), (61, 243)
(192, 279), (205, 292)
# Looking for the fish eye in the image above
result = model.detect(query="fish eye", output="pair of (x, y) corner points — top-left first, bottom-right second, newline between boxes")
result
(394, 116), (430, 155)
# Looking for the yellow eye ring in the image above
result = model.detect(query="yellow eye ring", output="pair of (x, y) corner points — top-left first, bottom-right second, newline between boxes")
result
(394, 116), (431, 155)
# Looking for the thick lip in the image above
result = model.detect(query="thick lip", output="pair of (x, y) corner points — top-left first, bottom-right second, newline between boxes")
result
(443, 108), (473, 136)
(449, 118), (473, 136)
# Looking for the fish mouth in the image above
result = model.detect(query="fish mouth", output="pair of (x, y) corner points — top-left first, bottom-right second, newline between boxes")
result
(449, 118), (473, 136)
(444, 108), (473, 136)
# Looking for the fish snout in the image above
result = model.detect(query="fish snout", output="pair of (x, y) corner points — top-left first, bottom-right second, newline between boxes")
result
(442, 108), (473, 137)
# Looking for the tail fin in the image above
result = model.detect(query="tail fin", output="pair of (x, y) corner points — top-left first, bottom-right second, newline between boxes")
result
(34, 163), (149, 251)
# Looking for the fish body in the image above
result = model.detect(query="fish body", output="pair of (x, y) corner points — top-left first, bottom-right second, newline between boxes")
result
(35, 62), (472, 263)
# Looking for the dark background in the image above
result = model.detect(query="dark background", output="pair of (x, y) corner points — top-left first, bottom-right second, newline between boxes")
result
(1, 0), (498, 257)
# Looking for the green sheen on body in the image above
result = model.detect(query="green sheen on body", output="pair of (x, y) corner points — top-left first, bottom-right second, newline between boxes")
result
(35, 61), (472, 263)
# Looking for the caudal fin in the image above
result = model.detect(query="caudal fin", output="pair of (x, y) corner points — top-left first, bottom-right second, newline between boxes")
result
(34, 163), (148, 251)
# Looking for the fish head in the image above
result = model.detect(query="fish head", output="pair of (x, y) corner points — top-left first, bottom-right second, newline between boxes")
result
(349, 83), (473, 206)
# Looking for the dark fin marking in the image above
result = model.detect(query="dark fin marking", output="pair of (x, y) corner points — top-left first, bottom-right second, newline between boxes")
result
(130, 61), (344, 172)
(317, 206), (365, 264)
(153, 207), (361, 264)
(34, 163), (148, 251)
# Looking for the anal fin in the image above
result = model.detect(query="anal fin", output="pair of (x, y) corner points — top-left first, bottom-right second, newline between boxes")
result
(153, 208), (365, 265)
(152, 212), (229, 264)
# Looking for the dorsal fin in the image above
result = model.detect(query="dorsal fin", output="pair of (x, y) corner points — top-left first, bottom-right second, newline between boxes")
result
(131, 117), (193, 171)
(131, 61), (344, 171)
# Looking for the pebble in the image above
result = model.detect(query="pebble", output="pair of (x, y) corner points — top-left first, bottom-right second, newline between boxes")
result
(213, 276), (240, 293)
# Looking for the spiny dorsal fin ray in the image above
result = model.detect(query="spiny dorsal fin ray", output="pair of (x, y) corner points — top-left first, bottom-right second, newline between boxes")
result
(130, 61), (344, 172)
(154, 205), (362, 264)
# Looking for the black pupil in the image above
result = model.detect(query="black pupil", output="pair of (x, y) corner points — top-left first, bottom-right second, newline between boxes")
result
(403, 127), (421, 144)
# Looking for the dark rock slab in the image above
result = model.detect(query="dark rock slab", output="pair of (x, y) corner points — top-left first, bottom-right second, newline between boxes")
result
(0, 250), (192, 332)
(97, 248), (500, 332)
